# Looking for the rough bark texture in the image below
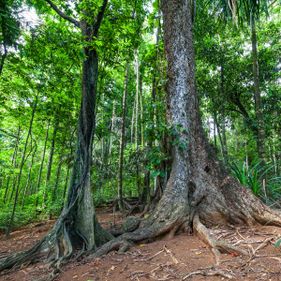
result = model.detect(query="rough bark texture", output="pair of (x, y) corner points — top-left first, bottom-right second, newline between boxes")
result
(151, 0), (281, 229)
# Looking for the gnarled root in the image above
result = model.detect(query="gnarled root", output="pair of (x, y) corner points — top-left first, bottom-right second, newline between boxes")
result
(0, 207), (100, 274)
(193, 214), (248, 265)
(89, 217), (185, 259)
(0, 238), (47, 271)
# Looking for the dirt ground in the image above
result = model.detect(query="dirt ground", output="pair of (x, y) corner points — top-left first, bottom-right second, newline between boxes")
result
(1, 208), (281, 281)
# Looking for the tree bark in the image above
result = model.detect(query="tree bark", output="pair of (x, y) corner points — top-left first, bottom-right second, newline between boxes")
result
(146, 0), (281, 229)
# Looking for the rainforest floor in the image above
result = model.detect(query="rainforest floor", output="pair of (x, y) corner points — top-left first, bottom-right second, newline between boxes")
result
(1, 207), (281, 281)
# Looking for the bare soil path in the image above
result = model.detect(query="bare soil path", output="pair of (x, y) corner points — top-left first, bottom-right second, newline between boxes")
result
(1, 209), (281, 281)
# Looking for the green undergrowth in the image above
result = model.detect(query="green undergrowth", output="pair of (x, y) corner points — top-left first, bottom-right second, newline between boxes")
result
(230, 160), (281, 203)
(1, 161), (280, 232)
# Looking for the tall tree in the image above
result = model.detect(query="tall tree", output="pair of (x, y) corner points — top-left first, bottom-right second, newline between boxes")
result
(0, 0), (112, 270)
(86, 0), (281, 258)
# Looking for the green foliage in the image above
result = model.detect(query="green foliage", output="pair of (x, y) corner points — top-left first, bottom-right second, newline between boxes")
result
(230, 161), (281, 201)
(230, 161), (264, 195)
(274, 238), (281, 248)
(0, 202), (37, 231)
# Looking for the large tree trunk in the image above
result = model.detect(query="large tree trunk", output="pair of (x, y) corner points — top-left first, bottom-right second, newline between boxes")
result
(64, 19), (111, 251)
(97, 1), (281, 250)
(148, 0), (281, 229)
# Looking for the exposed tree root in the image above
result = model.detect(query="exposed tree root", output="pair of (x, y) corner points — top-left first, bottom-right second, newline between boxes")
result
(193, 214), (248, 264)
(0, 238), (46, 271)
(0, 195), (112, 273)
(2, 180), (281, 280)
(241, 236), (274, 267)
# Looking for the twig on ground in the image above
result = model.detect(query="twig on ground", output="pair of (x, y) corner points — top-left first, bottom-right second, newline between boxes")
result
(134, 249), (164, 262)
(130, 270), (149, 280)
(163, 245), (179, 264)
(182, 268), (234, 280)
(243, 236), (274, 265)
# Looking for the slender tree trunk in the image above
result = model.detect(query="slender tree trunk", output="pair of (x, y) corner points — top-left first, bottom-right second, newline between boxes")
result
(43, 117), (58, 205)
(214, 111), (228, 165)
(139, 74), (144, 147)
(108, 100), (116, 157)
(63, 166), (70, 200)
(46, 116), (59, 183)
(221, 116), (228, 161)
(36, 121), (50, 206)
(134, 49), (139, 148)
(52, 155), (63, 203)
(251, 14), (266, 164)
(21, 140), (37, 208)
(64, 12), (112, 250)
(66, 30), (98, 249)
(134, 50), (141, 198)
(131, 98), (135, 143)
(141, 73), (158, 207)
(213, 115), (217, 149)
(117, 63), (130, 211)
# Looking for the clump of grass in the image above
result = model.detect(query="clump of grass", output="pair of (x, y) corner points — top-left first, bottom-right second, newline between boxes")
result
(230, 161), (281, 203)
